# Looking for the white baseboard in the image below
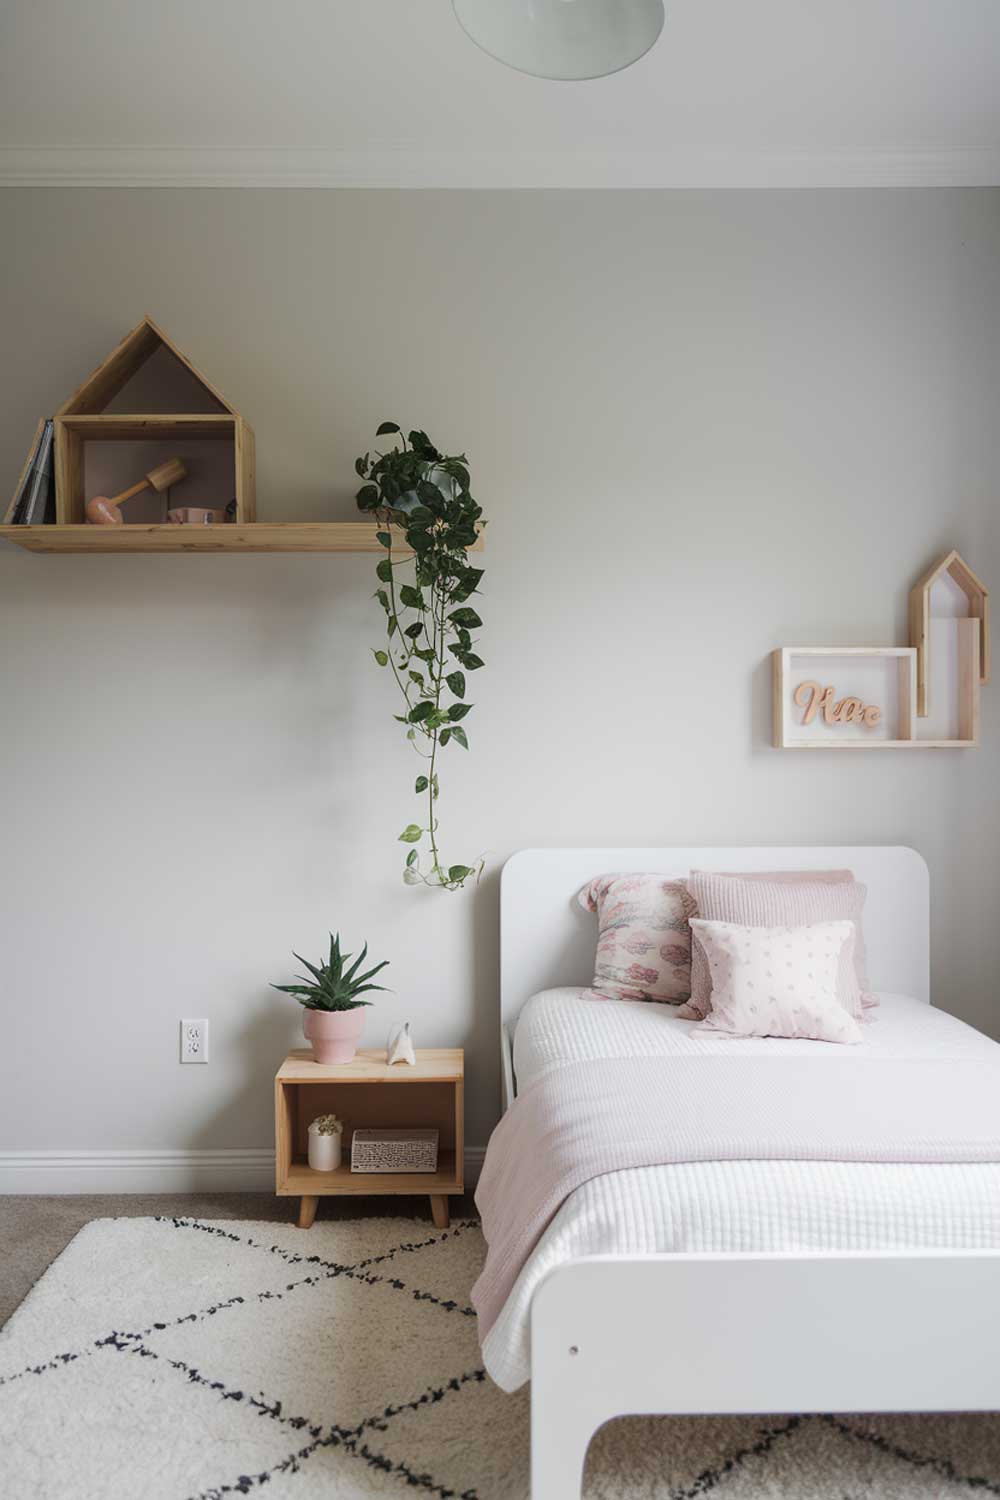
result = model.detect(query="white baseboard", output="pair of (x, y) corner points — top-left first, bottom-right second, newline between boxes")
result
(0, 1147), (485, 1195)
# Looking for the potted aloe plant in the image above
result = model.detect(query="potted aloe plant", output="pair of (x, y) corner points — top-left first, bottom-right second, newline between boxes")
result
(272, 934), (389, 1064)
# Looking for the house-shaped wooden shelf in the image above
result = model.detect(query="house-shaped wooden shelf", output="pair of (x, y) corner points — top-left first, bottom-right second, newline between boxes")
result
(909, 549), (989, 717)
(47, 316), (255, 528)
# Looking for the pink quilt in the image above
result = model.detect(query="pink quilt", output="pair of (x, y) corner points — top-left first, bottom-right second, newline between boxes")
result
(471, 1054), (1000, 1342)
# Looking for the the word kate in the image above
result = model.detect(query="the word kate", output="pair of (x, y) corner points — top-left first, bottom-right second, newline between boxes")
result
(793, 680), (883, 729)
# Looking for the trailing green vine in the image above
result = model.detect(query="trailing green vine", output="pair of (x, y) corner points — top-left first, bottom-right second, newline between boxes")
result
(355, 421), (485, 890)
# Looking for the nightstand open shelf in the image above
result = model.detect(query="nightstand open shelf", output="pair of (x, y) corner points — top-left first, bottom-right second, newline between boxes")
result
(282, 1151), (460, 1197)
(275, 1047), (464, 1229)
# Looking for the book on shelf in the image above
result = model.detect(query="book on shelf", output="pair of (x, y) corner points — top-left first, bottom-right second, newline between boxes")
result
(5, 419), (56, 525)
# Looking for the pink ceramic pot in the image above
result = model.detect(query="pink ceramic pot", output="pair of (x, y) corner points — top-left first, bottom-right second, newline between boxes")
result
(303, 1007), (366, 1065)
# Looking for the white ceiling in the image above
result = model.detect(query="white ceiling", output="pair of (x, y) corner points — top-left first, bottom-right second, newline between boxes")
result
(2, 0), (1000, 187)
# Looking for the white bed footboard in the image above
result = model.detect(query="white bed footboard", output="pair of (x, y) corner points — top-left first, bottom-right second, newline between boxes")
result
(531, 1251), (1000, 1500)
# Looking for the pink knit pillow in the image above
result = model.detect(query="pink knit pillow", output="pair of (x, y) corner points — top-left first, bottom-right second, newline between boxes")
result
(689, 919), (864, 1044)
(678, 871), (873, 1022)
(578, 873), (697, 1003)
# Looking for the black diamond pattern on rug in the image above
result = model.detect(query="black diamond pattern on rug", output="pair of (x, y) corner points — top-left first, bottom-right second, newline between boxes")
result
(1, 1215), (998, 1499)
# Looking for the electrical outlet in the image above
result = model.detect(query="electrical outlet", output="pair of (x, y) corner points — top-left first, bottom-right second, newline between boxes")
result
(180, 1019), (209, 1064)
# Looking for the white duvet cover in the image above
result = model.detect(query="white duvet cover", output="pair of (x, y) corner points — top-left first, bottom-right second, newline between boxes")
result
(482, 990), (1000, 1392)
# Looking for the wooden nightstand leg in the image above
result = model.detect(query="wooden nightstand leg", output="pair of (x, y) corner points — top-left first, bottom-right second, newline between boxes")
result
(430, 1194), (450, 1230)
(298, 1195), (319, 1229)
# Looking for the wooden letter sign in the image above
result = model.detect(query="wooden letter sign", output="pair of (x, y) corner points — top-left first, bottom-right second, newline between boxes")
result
(793, 681), (882, 730)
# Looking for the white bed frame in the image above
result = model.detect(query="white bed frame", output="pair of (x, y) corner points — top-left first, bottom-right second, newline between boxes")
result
(499, 847), (1000, 1500)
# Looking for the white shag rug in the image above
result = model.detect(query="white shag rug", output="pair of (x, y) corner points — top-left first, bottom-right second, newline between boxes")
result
(1, 1215), (999, 1499)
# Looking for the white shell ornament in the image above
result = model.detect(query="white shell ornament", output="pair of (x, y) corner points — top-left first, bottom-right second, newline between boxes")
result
(387, 1021), (416, 1066)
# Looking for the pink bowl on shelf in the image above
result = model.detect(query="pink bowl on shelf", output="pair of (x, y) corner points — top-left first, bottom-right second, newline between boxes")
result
(166, 507), (227, 525)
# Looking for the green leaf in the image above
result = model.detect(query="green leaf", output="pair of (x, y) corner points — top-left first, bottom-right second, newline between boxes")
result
(372, 649), (389, 667)
(406, 849), (418, 868)
(376, 531), (392, 548)
(414, 775), (429, 793)
(399, 584), (424, 609)
(408, 428), (438, 456)
(449, 726), (469, 749)
(375, 588), (390, 612)
(340, 939), (368, 985)
(376, 421), (401, 436)
(376, 559), (393, 584)
(446, 671), (465, 698)
(404, 622), (424, 639)
(449, 607), (482, 629)
(292, 951), (327, 985)
(448, 702), (472, 721)
(351, 959), (391, 988)
(448, 865), (473, 882)
(398, 824), (423, 843)
(439, 728), (451, 747)
(356, 484), (379, 509)
(462, 653), (485, 671)
(408, 670), (425, 687)
(417, 479), (445, 505)
(451, 567), (484, 602)
(408, 702), (434, 723)
(355, 455), (370, 478)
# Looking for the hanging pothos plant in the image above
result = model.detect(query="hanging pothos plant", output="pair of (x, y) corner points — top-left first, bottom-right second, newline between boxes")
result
(356, 422), (485, 891)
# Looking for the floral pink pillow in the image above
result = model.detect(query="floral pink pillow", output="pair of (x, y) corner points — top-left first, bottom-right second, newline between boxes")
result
(578, 873), (696, 1003)
(688, 919), (863, 1044)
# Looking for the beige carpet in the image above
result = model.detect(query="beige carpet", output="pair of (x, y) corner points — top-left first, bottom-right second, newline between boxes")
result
(1, 1213), (998, 1499)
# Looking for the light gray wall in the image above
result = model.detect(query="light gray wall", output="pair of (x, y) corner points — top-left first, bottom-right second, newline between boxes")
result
(2, 188), (999, 1158)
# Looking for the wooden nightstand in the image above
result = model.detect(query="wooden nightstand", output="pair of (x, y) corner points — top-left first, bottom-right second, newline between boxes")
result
(275, 1048), (464, 1229)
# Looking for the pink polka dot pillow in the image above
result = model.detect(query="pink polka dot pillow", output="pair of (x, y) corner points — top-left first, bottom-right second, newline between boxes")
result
(688, 919), (863, 1044)
(578, 873), (696, 1003)
(678, 870), (873, 1022)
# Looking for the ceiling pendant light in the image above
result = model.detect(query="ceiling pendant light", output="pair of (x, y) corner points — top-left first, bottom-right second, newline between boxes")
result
(452, 0), (665, 81)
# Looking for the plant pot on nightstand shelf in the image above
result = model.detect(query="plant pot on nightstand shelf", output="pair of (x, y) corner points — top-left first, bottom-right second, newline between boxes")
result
(303, 1007), (365, 1065)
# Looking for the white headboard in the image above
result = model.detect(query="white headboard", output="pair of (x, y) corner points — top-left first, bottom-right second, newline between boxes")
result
(500, 847), (929, 1041)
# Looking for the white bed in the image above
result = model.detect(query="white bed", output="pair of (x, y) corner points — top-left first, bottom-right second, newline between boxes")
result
(493, 847), (1000, 1499)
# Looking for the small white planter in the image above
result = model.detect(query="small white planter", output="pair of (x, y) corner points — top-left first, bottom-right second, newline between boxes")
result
(307, 1121), (343, 1172)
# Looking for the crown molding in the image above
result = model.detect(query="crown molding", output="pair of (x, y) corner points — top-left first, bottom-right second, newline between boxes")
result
(2, 145), (999, 189)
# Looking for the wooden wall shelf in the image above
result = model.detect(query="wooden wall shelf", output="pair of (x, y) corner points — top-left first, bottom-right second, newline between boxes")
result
(0, 521), (487, 555)
(773, 639), (980, 750)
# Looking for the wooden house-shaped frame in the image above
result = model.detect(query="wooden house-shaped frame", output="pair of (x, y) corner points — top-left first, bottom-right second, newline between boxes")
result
(909, 549), (989, 719)
(51, 315), (255, 526)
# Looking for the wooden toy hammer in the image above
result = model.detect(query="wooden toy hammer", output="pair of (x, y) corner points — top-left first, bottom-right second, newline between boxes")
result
(86, 456), (188, 525)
